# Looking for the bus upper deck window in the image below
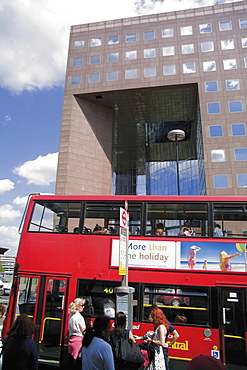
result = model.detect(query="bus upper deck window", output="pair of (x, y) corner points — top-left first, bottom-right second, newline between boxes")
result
(84, 202), (142, 235)
(146, 202), (208, 237)
(28, 201), (82, 233)
(213, 203), (247, 238)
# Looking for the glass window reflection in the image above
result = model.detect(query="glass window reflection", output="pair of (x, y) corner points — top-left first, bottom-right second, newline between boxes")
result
(125, 51), (137, 60)
(226, 79), (240, 91)
(125, 69), (137, 79)
(144, 67), (156, 77)
(199, 23), (212, 33)
(205, 81), (218, 92)
(221, 40), (234, 50)
(207, 102), (221, 114)
(237, 174), (247, 187)
(180, 26), (193, 36)
(201, 41), (214, 52)
(219, 21), (232, 31)
(209, 125), (223, 137)
(231, 124), (245, 136)
(162, 46), (175, 56)
(144, 48), (156, 58)
(88, 73), (100, 83)
(211, 149), (226, 162)
(108, 53), (119, 62)
(107, 71), (118, 81)
(163, 65), (176, 75)
(234, 148), (247, 161)
(203, 61), (216, 72)
(71, 75), (82, 85)
(144, 31), (155, 40)
(241, 38), (247, 48)
(214, 175), (228, 188)
(181, 44), (194, 54)
(162, 28), (174, 38)
(228, 101), (243, 113)
(183, 62), (196, 73)
(223, 59), (237, 70)
(108, 35), (119, 44)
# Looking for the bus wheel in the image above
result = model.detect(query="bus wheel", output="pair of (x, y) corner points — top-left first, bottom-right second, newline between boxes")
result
(171, 298), (181, 306)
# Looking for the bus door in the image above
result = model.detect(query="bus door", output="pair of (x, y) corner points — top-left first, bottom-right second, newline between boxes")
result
(36, 277), (67, 366)
(220, 287), (247, 367)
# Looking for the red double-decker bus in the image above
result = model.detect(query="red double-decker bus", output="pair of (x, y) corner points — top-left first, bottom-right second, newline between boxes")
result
(4, 194), (247, 369)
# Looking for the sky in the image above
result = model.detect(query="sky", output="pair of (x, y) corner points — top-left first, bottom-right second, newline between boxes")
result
(0, 0), (244, 256)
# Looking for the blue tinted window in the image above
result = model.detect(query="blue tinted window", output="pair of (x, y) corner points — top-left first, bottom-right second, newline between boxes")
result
(89, 73), (100, 83)
(74, 40), (84, 49)
(209, 125), (223, 137)
(239, 19), (247, 29)
(232, 124), (245, 136)
(226, 79), (240, 91)
(90, 55), (100, 64)
(237, 174), (247, 187)
(108, 35), (119, 44)
(126, 33), (137, 42)
(144, 31), (155, 40)
(144, 67), (156, 77)
(199, 23), (212, 33)
(229, 101), (243, 113)
(234, 148), (247, 161)
(125, 69), (137, 79)
(205, 81), (218, 92)
(207, 102), (221, 114)
(107, 71), (118, 81)
(71, 75), (82, 85)
(108, 53), (119, 62)
(214, 175), (228, 188)
(72, 57), (83, 66)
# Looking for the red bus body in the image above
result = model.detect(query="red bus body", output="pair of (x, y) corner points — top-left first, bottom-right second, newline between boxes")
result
(4, 195), (247, 369)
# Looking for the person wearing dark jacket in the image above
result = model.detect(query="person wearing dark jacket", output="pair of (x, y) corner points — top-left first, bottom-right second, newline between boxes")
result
(2, 313), (39, 370)
(110, 311), (140, 370)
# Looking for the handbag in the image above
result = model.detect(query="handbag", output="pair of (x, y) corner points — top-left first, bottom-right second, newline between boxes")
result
(113, 331), (144, 365)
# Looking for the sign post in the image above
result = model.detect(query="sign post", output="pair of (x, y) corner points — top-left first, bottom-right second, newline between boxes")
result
(115, 201), (135, 329)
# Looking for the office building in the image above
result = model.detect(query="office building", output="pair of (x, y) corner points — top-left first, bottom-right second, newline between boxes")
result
(56, 1), (247, 196)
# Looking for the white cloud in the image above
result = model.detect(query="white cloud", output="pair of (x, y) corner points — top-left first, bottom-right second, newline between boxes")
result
(0, 179), (14, 195)
(0, 204), (21, 223)
(13, 196), (29, 208)
(0, 0), (242, 93)
(0, 226), (20, 256)
(13, 152), (58, 186)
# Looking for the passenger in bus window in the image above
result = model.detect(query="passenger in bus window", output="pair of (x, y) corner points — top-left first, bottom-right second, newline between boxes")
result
(93, 224), (106, 233)
(155, 223), (165, 235)
(178, 221), (194, 236)
(214, 223), (223, 237)
(68, 298), (86, 369)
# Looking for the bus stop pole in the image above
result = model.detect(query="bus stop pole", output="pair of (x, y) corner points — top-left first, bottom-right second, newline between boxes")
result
(115, 203), (135, 330)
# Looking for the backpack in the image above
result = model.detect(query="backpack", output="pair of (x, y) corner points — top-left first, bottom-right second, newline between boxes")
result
(111, 330), (144, 365)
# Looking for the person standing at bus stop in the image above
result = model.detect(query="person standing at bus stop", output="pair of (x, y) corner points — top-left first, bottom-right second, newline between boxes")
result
(146, 307), (169, 369)
(2, 313), (39, 370)
(68, 298), (86, 369)
(82, 315), (114, 370)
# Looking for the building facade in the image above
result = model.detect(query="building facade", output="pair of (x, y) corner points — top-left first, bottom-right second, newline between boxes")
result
(56, 1), (247, 196)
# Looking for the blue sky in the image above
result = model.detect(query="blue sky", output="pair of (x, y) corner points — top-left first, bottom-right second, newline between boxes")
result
(0, 0), (242, 256)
